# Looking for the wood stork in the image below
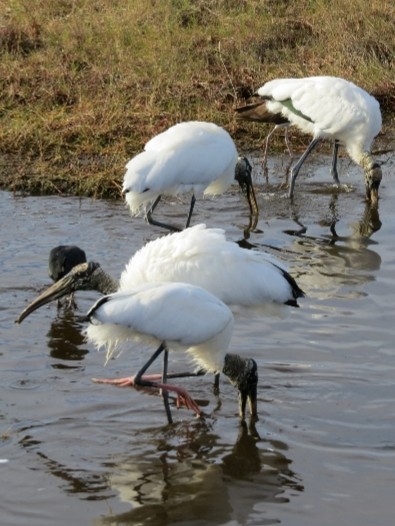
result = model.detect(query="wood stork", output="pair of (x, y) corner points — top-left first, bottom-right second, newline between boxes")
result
(122, 121), (259, 232)
(82, 282), (258, 423)
(48, 245), (87, 308)
(236, 76), (382, 201)
(16, 224), (304, 326)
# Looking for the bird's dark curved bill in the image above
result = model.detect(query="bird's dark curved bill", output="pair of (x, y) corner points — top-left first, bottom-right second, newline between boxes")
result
(15, 275), (75, 324)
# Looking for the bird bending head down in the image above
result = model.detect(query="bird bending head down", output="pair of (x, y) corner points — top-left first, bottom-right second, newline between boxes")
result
(236, 76), (382, 202)
(121, 121), (259, 232)
(84, 282), (258, 422)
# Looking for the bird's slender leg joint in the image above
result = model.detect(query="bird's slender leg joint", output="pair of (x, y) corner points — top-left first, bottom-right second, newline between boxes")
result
(289, 137), (320, 199)
(331, 141), (340, 185)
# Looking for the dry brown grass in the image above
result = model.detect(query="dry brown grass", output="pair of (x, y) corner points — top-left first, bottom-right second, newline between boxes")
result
(0, 0), (394, 196)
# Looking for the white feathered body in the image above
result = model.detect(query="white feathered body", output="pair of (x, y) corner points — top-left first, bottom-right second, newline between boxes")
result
(85, 282), (234, 373)
(122, 121), (239, 215)
(258, 76), (382, 164)
(119, 224), (300, 308)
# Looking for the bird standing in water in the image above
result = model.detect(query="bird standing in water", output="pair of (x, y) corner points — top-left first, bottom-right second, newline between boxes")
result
(83, 282), (258, 423)
(122, 121), (259, 232)
(236, 76), (382, 201)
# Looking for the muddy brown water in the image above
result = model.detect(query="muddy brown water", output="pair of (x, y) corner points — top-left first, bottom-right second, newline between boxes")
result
(1, 152), (395, 526)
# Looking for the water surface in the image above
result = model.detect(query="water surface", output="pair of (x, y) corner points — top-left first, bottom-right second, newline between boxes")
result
(1, 152), (395, 525)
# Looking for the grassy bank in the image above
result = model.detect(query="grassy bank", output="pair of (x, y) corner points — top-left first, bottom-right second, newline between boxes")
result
(1, 0), (394, 197)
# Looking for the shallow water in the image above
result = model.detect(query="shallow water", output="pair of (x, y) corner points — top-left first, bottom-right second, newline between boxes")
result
(1, 152), (395, 526)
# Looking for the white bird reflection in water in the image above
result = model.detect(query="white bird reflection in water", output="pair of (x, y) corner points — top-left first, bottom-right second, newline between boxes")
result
(94, 420), (303, 525)
(278, 197), (382, 300)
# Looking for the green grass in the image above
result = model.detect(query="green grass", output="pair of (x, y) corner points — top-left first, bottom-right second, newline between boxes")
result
(0, 0), (394, 197)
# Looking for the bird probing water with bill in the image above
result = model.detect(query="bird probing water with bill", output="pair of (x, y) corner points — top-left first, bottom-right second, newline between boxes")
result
(236, 76), (382, 201)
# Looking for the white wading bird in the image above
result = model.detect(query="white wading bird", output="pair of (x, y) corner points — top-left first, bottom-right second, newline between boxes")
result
(122, 121), (259, 232)
(80, 282), (258, 423)
(236, 76), (382, 201)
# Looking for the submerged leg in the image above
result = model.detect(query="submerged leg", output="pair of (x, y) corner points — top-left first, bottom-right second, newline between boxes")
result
(289, 137), (320, 199)
(146, 195), (181, 232)
(330, 141), (340, 185)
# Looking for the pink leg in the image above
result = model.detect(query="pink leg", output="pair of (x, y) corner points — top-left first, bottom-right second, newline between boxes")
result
(154, 381), (201, 415)
(92, 375), (201, 416)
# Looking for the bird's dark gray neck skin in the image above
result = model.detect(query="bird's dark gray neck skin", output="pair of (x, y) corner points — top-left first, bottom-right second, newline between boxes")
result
(223, 353), (258, 420)
(86, 264), (118, 294)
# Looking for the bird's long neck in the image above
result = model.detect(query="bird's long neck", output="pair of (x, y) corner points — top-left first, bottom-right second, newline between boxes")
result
(90, 266), (118, 294)
(222, 353), (252, 387)
(359, 152), (375, 171)
(346, 145), (374, 171)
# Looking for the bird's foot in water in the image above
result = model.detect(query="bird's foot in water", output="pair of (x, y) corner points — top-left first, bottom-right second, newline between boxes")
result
(162, 384), (202, 415)
(92, 375), (202, 416)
